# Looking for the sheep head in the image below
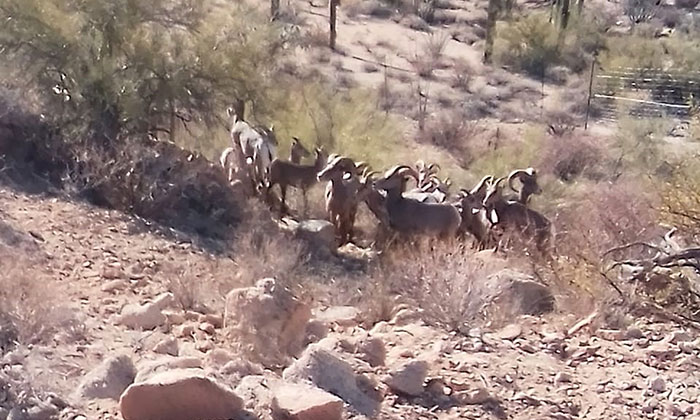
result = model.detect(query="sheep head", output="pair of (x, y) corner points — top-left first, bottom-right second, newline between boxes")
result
(507, 167), (541, 194)
(375, 165), (418, 192)
(482, 177), (505, 224)
(290, 137), (311, 161)
(317, 155), (357, 181)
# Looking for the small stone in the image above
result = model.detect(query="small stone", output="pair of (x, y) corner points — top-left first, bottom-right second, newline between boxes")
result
(554, 372), (573, 384)
(101, 280), (128, 293)
(184, 311), (201, 321)
(195, 340), (214, 353)
(199, 314), (223, 329)
(384, 361), (428, 397)
(101, 266), (122, 280)
(198, 322), (216, 335)
(457, 388), (492, 405)
(153, 338), (179, 356)
(678, 341), (695, 354)
(315, 306), (362, 327)
(625, 327), (644, 340)
(175, 324), (196, 338)
(517, 341), (538, 354)
(75, 354), (136, 400)
(642, 398), (658, 413)
(497, 324), (522, 341)
(670, 331), (691, 344)
(272, 382), (343, 420)
(164, 311), (186, 326)
(648, 377), (666, 393)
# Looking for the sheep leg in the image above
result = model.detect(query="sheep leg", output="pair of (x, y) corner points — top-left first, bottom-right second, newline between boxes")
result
(302, 189), (308, 218)
(280, 185), (288, 215)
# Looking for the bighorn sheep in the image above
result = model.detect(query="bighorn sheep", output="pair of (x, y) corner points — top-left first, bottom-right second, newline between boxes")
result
(228, 108), (277, 193)
(404, 174), (452, 203)
(482, 178), (553, 252)
(507, 168), (542, 205)
(268, 147), (327, 215)
(455, 188), (493, 249)
(317, 156), (364, 245)
(374, 165), (462, 239)
(415, 160), (441, 189)
(470, 175), (495, 203)
(290, 137), (310, 164)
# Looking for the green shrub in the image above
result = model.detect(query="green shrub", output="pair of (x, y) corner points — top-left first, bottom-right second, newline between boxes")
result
(494, 13), (604, 76)
(0, 0), (281, 144)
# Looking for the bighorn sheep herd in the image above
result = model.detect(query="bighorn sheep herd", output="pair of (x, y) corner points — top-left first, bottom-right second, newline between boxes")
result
(221, 111), (554, 253)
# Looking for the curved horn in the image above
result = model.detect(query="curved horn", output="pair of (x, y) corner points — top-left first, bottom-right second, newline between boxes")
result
(470, 175), (495, 195)
(428, 163), (441, 173)
(415, 160), (426, 171)
(383, 164), (414, 179)
(397, 166), (420, 180)
(507, 169), (527, 193)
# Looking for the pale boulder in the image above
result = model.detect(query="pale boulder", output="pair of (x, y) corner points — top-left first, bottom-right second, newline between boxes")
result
(272, 383), (343, 420)
(119, 369), (243, 420)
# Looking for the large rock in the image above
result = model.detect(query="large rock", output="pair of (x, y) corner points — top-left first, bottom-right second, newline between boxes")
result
(134, 356), (203, 383)
(116, 293), (174, 330)
(484, 270), (555, 316)
(272, 383), (343, 420)
(119, 369), (243, 420)
(279, 219), (336, 250)
(383, 360), (427, 397)
(225, 278), (311, 366)
(74, 355), (136, 401)
(283, 344), (381, 416)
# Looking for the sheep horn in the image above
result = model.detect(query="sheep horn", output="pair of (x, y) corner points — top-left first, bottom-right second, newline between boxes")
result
(470, 175), (494, 195)
(383, 165), (413, 179)
(428, 163), (441, 173)
(507, 169), (527, 194)
(398, 166), (420, 180)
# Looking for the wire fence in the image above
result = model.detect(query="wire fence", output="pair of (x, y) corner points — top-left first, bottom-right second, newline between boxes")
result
(590, 67), (700, 123)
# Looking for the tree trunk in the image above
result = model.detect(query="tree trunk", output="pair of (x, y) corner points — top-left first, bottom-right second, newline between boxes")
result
(560, 0), (570, 30)
(271, 0), (280, 20)
(329, 0), (339, 50)
(577, 0), (584, 14)
(483, 0), (499, 64)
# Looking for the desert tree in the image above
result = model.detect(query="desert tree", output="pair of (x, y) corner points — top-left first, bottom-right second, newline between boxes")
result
(0, 0), (283, 145)
(484, 0), (500, 64)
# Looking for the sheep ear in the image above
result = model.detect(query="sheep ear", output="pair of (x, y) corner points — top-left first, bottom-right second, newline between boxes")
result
(490, 209), (499, 224)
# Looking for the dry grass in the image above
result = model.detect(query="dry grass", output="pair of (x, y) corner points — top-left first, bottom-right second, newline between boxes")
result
(0, 244), (87, 348)
(372, 241), (513, 330)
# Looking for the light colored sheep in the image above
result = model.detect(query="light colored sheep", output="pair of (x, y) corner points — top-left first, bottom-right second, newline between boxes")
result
(317, 156), (365, 245)
(227, 108), (277, 194)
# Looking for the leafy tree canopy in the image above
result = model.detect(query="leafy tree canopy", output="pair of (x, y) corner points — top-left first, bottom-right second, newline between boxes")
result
(0, 0), (283, 142)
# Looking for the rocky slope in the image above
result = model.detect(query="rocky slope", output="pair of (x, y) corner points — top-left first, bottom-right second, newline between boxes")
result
(1, 187), (699, 420)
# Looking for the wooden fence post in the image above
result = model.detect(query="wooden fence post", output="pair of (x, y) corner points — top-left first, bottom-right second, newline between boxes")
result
(330, 0), (340, 50)
(584, 57), (596, 130)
